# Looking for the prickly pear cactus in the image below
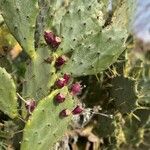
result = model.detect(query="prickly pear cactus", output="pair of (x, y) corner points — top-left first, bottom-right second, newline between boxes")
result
(51, 0), (128, 76)
(22, 47), (56, 101)
(0, 67), (18, 118)
(1, 0), (148, 149)
(109, 75), (138, 114)
(95, 115), (115, 137)
(0, 0), (38, 58)
(62, 28), (127, 76)
(22, 0), (131, 101)
(21, 87), (75, 150)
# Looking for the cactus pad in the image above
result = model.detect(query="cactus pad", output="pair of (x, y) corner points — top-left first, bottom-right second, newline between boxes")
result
(62, 28), (126, 76)
(22, 47), (56, 101)
(0, 67), (18, 118)
(47, 0), (129, 76)
(109, 76), (138, 114)
(21, 87), (75, 150)
(0, 0), (38, 58)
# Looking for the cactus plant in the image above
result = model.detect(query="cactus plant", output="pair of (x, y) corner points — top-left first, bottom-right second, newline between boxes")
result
(21, 87), (75, 150)
(0, 0), (38, 58)
(22, 47), (57, 101)
(54, 0), (128, 76)
(95, 115), (116, 138)
(109, 75), (138, 114)
(0, 0), (149, 149)
(0, 67), (18, 118)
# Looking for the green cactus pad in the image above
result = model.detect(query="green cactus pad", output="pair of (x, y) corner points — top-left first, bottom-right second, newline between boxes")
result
(0, 67), (18, 118)
(0, 0), (38, 58)
(22, 46), (57, 101)
(21, 87), (75, 150)
(123, 115), (145, 146)
(95, 115), (116, 137)
(52, 0), (104, 53)
(62, 28), (126, 76)
(46, 0), (129, 76)
(109, 76), (138, 114)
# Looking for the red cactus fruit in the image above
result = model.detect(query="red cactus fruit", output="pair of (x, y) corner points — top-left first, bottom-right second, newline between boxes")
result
(59, 109), (71, 117)
(55, 93), (65, 103)
(56, 73), (71, 88)
(44, 31), (61, 49)
(63, 73), (70, 84)
(71, 82), (82, 95)
(55, 55), (67, 67)
(72, 105), (83, 115)
(25, 99), (36, 113)
(56, 78), (66, 88)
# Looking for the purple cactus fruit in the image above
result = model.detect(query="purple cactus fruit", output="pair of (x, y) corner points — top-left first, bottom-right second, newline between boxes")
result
(55, 93), (65, 103)
(56, 74), (70, 88)
(63, 73), (70, 84)
(59, 109), (71, 117)
(72, 105), (83, 115)
(56, 78), (66, 88)
(44, 31), (61, 49)
(71, 82), (82, 95)
(55, 55), (67, 67)
(25, 99), (36, 113)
